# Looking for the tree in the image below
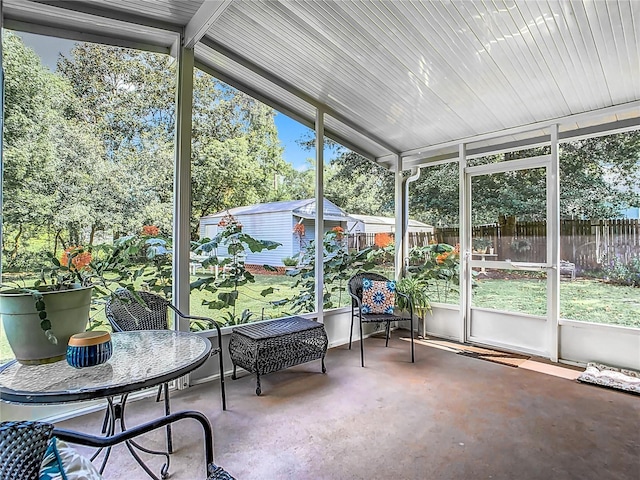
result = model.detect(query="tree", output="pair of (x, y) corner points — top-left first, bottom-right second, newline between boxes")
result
(293, 135), (395, 214)
(190, 74), (286, 234)
(560, 133), (640, 218)
(2, 33), (81, 267)
(58, 45), (288, 240)
(325, 150), (395, 216)
(57, 44), (175, 239)
(409, 132), (640, 225)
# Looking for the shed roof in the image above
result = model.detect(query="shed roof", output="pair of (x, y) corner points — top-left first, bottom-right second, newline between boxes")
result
(349, 214), (432, 229)
(4, 0), (639, 168)
(202, 198), (353, 222)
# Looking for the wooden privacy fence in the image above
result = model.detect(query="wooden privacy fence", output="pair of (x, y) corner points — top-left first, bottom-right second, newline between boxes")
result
(435, 219), (639, 270)
(347, 219), (638, 271)
(347, 232), (434, 250)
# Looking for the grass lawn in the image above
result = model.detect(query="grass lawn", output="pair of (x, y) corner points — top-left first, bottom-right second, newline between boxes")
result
(425, 276), (639, 328)
(471, 278), (640, 327)
(2, 274), (637, 364)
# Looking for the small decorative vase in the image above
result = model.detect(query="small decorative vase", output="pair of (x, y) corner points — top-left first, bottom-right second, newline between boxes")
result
(67, 331), (112, 368)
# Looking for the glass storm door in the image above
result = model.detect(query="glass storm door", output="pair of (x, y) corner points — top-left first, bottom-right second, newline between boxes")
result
(464, 156), (552, 356)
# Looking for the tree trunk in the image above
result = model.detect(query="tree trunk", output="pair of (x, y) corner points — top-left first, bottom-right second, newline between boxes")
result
(9, 223), (23, 261)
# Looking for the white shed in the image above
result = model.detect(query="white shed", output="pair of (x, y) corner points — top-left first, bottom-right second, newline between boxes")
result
(347, 214), (433, 234)
(199, 198), (352, 267)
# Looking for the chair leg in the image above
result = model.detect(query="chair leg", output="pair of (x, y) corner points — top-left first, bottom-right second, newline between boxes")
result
(410, 316), (415, 363)
(359, 318), (365, 367)
(217, 335), (227, 411)
(100, 407), (110, 434)
(163, 383), (173, 454)
(385, 321), (391, 347)
(349, 311), (354, 350)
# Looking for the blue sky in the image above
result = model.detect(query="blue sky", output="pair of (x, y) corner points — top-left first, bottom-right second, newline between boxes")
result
(273, 115), (315, 170)
(18, 31), (315, 171)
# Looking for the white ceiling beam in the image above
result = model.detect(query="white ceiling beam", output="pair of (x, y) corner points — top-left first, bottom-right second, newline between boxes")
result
(184, 0), (233, 49)
(399, 101), (640, 160)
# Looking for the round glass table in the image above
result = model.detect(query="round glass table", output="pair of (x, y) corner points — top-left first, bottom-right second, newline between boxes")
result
(0, 330), (213, 479)
(0, 330), (211, 404)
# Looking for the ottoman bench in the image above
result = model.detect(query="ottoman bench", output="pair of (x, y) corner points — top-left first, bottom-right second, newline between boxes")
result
(229, 316), (328, 395)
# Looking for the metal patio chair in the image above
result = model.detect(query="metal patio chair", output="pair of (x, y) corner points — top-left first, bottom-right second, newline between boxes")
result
(347, 272), (414, 367)
(105, 290), (227, 452)
(0, 416), (235, 480)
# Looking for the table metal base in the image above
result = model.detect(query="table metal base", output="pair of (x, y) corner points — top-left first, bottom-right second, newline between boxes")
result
(94, 394), (170, 480)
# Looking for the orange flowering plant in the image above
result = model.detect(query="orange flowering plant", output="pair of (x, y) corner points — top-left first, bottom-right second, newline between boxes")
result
(406, 242), (465, 303)
(4, 235), (163, 342)
(293, 223), (305, 237)
(141, 225), (160, 236)
(331, 226), (344, 240)
(374, 232), (394, 248)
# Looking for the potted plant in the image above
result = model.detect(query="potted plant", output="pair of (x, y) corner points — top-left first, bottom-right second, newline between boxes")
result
(396, 276), (431, 338)
(472, 237), (492, 253)
(1, 247), (95, 364)
(0, 238), (142, 365)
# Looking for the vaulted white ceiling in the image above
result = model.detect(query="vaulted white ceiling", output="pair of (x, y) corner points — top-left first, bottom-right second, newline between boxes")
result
(4, 0), (639, 168)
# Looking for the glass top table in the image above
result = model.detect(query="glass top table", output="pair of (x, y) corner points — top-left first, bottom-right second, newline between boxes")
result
(0, 330), (212, 404)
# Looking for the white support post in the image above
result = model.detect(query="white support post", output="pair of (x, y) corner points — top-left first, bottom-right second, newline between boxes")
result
(548, 125), (560, 361)
(404, 168), (421, 279)
(0, 0), (5, 281)
(314, 108), (324, 323)
(172, 41), (194, 332)
(458, 143), (469, 344)
(394, 155), (403, 280)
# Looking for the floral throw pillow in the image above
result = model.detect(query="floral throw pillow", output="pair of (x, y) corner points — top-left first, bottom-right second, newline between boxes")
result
(361, 278), (396, 314)
(40, 437), (104, 480)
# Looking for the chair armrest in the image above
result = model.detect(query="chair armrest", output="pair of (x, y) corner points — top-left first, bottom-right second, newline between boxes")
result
(347, 292), (362, 308)
(53, 410), (214, 478)
(167, 305), (223, 334)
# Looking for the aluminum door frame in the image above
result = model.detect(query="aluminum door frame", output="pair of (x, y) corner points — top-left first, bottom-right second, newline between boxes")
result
(463, 155), (555, 357)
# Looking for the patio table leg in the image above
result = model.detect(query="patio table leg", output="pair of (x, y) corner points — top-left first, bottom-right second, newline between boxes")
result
(90, 395), (171, 480)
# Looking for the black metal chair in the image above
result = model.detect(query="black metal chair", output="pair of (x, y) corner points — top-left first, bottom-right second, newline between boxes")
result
(347, 272), (414, 367)
(0, 415), (235, 480)
(105, 290), (227, 453)
(0, 421), (53, 480)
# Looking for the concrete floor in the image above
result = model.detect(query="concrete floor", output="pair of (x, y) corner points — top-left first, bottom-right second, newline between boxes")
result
(57, 335), (640, 480)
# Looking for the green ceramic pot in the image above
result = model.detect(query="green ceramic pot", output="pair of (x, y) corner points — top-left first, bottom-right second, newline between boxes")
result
(0, 285), (93, 365)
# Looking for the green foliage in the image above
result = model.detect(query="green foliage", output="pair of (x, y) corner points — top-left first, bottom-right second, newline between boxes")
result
(281, 230), (379, 313)
(407, 243), (466, 304)
(293, 137), (395, 216)
(603, 256), (640, 287)
(395, 276), (430, 312)
(472, 237), (492, 251)
(395, 276), (431, 332)
(220, 309), (255, 326)
(191, 222), (281, 323)
(0, 236), (161, 342)
(408, 133), (640, 226)
(2, 34), (289, 271)
(282, 257), (297, 267)
(325, 150), (395, 216)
